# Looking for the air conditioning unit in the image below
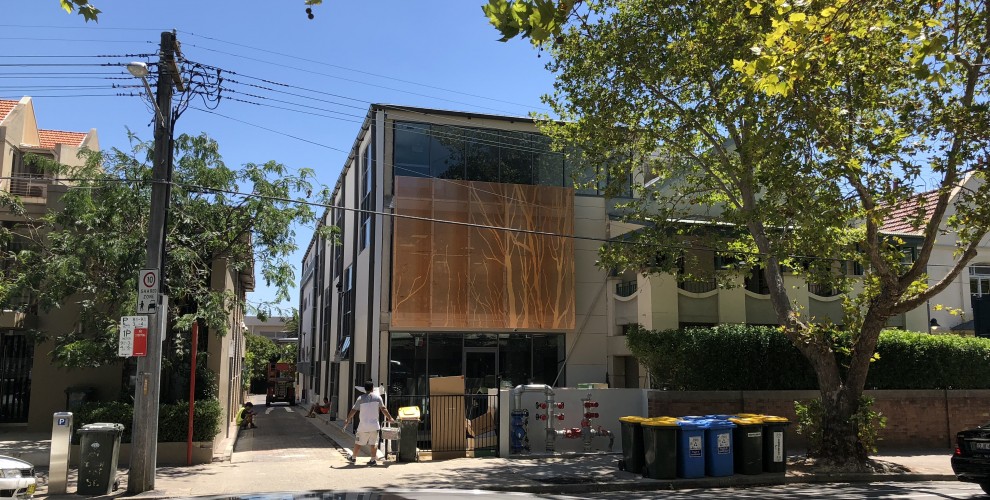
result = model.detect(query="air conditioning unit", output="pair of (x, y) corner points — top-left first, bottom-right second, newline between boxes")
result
(25, 182), (47, 199)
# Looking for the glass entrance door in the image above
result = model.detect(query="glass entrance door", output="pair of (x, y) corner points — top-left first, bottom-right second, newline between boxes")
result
(464, 348), (498, 395)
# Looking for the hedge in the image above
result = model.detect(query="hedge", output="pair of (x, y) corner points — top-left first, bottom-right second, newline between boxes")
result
(72, 398), (223, 443)
(627, 324), (990, 390)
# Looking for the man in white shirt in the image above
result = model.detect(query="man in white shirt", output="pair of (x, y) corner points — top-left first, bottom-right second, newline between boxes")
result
(343, 381), (395, 465)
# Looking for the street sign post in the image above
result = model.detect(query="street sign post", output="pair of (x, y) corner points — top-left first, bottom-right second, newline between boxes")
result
(138, 269), (159, 314)
(119, 316), (149, 357)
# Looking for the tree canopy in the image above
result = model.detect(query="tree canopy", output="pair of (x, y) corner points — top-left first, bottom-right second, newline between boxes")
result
(485, 0), (990, 463)
(3, 132), (328, 368)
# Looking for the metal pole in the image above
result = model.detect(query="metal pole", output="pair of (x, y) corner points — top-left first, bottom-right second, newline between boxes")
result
(187, 321), (199, 466)
(128, 31), (176, 494)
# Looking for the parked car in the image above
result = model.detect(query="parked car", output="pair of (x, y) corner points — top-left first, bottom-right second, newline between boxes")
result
(951, 421), (990, 494)
(0, 455), (36, 498)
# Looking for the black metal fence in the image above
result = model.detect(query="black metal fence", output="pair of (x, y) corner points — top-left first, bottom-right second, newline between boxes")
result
(386, 393), (499, 458)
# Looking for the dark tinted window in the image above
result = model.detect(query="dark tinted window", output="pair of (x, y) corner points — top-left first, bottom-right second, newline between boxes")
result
(394, 122), (430, 178)
(430, 125), (466, 180)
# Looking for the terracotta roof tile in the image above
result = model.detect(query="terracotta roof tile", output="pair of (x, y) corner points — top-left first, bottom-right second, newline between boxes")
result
(0, 100), (17, 123)
(880, 190), (941, 234)
(37, 129), (87, 149)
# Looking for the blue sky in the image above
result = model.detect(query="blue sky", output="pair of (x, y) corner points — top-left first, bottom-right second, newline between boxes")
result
(3, 1), (556, 313)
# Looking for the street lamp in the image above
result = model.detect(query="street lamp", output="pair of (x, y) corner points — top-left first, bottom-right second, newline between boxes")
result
(127, 62), (165, 127)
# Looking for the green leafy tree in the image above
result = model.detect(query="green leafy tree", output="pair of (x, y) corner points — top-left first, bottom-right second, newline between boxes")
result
(56, 0), (100, 21)
(5, 133), (329, 376)
(485, 0), (990, 465)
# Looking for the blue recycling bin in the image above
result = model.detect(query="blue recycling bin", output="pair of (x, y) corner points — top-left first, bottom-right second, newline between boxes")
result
(675, 419), (705, 478)
(703, 419), (736, 477)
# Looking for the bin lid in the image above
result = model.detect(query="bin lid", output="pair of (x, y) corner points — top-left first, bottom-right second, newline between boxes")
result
(397, 406), (421, 420)
(761, 416), (789, 423)
(618, 416), (648, 423)
(642, 417), (679, 427)
(703, 414), (736, 420)
(675, 419), (703, 429)
(728, 417), (763, 425)
(679, 415), (705, 420)
(734, 413), (763, 418)
(706, 419), (737, 429)
(77, 422), (124, 432)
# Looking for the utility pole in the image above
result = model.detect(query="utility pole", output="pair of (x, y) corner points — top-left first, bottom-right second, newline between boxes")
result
(128, 31), (184, 494)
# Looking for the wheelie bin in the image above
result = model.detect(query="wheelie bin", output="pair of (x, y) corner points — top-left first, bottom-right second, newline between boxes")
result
(76, 423), (124, 495)
(762, 416), (790, 473)
(618, 416), (647, 474)
(729, 417), (764, 475)
(641, 417), (679, 479)
(704, 418), (736, 477)
(675, 418), (705, 478)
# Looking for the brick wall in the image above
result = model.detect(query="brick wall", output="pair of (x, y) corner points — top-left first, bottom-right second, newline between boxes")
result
(647, 390), (990, 450)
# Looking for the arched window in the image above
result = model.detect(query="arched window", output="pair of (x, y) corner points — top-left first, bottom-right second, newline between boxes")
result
(969, 264), (990, 296)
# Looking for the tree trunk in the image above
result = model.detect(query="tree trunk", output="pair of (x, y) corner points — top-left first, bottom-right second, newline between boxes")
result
(816, 385), (868, 464)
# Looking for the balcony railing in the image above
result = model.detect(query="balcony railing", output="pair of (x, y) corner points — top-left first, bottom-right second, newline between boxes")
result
(808, 283), (841, 297)
(615, 280), (637, 297)
(9, 175), (48, 199)
(678, 278), (717, 294)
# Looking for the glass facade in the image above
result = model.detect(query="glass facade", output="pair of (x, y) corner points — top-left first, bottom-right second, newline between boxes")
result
(392, 120), (632, 196)
(388, 332), (565, 396)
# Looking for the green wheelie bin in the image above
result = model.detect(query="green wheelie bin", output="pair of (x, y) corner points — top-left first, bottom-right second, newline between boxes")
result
(762, 416), (790, 473)
(641, 417), (679, 479)
(729, 417), (764, 475)
(618, 416), (647, 474)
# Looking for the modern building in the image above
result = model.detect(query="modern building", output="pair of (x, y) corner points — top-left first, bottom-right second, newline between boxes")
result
(243, 315), (295, 341)
(298, 104), (987, 417)
(0, 97), (250, 445)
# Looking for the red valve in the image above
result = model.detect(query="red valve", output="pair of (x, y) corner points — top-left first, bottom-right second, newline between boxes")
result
(557, 402), (565, 409)
(584, 401), (593, 408)
(581, 419), (590, 427)
(593, 402), (599, 407)
(540, 403), (548, 409)
(557, 414), (565, 420)
(540, 414), (548, 421)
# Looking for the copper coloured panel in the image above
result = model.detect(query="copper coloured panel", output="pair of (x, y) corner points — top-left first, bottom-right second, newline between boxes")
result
(392, 177), (574, 330)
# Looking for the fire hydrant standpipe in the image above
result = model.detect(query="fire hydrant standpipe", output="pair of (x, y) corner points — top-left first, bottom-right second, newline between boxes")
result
(510, 386), (614, 454)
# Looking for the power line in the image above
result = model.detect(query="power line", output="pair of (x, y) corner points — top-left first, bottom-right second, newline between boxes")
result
(179, 30), (551, 114)
(0, 24), (165, 31)
(181, 43), (532, 116)
(2, 174), (960, 269)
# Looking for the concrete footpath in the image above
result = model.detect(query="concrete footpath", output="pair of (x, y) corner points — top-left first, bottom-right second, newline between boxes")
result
(1, 397), (958, 499)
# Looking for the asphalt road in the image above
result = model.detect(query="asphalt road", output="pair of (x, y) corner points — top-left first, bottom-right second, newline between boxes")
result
(572, 481), (987, 499)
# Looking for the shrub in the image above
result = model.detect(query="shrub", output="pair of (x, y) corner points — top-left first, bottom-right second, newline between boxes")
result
(627, 324), (990, 390)
(794, 396), (887, 456)
(71, 398), (223, 443)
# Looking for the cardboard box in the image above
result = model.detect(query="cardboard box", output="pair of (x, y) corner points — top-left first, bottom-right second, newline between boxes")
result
(429, 376), (466, 460)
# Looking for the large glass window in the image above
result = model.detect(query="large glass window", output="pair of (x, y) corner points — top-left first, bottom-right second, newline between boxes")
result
(394, 123), (431, 177)
(428, 333), (463, 378)
(389, 333), (428, 396)
(498, 333), (531, 388)
(499, 131), (533, 185)
(534, 135), (564, 187)
(430, 125), (466, 180)
(465, 128), (500, 182)
(531, 334), (565, 386)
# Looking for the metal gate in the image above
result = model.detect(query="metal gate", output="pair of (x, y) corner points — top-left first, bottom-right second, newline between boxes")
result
(387, 393), (500, 458)
(0, 331), (32, 423)
(973, 295), (990, 338)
